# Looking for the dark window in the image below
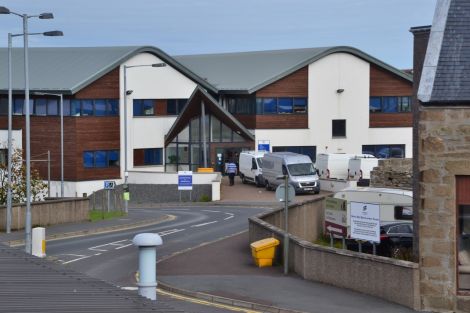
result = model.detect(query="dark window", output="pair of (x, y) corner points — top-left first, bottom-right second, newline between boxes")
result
(278, 98), (293, 113)
(35, 99), (47, 115)
(133, 99), (154, 116)
(178, 99), (187, 113)
(0, 149), (7, 166)
(83, 150), (119, 168)
(457, 177), (470, 291)
(263, 98), (277, 114)
(108, 99), (119, 116)
(0, 98), (7, 115)
(62, 99), (71, 116)
(332, 120), (346, 137)
(81, 100), (93, 116)
(382, 97), (399, 113)
(293, 98), (307, 113)
(399, 97), (411, 112)
(369, 97), (382, 113)
(370, 96), (412, 113)
(362, 144), (405, 158)
(13, 99), (23, 115)
(71, 100), (81, 116)
(226, 97), (255, 114)
(47, 99), (58, 116)
(272, 146), (316, 162)
(167, 99), (188, 115)
(94, 99), (106, 116)
(144, 148), (163, 165)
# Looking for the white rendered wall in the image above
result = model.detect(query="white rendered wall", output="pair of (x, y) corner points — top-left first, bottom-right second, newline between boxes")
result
(0, 130), (22, 150)
(254, 53), (412, 158)
(49, 179), (124, 198)
(120, 53), (197, 174)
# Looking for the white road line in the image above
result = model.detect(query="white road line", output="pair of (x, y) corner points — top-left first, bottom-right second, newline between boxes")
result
(89, 239), (129, 251)
(191, 221), (218, 228)
(158, 228), (185, 236)
(202, 210), (221, 213)
(61, 254), (92, 265)
(121, 287), (138, 291)
(115, 243), (133, 250)
(223, 213), (235, 220)
(161, 208), (189, 211)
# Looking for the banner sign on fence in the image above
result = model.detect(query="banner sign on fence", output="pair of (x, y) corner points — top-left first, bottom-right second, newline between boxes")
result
(324, 197), (347, 237)
(178, 171), (193, 191)
(350, 201), (380, 243)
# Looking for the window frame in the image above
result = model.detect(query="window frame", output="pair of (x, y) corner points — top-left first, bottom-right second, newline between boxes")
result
(82, 150), (120, 168)
(332, 119), (346, 138)
(369, 96), (412, 113)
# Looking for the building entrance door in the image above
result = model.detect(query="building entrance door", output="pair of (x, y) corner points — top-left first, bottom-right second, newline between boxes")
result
(214, 146), (251, 173)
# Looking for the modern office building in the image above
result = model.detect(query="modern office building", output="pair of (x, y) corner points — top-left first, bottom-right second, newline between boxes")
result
(0, 45), (412, 196)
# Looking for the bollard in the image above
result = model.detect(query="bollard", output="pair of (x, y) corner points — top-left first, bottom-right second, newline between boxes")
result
(32, 227), (46, 258)
(132, 233), (162, 301)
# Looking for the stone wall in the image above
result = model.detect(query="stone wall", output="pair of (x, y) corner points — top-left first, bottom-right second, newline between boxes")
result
(370, 158), (412, 189)
(249, 200), (420, 309)
(0, 198), (89, 231)
(419, 107), (470, 311)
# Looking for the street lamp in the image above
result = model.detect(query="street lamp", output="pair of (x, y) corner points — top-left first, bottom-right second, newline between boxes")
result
(33, 92), (64, 198)
(1, 6), (63, 252)
(122, 63), (166, 214)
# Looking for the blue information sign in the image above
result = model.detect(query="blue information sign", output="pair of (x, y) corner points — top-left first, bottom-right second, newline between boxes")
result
(258, 140), (270, 152)
(104, 181), (116, 190)
(178, 171), (193, 191)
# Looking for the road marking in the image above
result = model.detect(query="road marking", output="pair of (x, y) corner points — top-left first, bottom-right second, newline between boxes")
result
(161, 208), (189, 211)
(202, 209), (220, 213)
(158, 228), (185, 236)
(60, 254), (92, 264)
(115, 243), (133, 250)
(121, 286), (138, 291)
(157, 288), (261, 313)
(89, 239), (130, 252)
(191, 221), (218, 228)
(224, 213), (235, 220)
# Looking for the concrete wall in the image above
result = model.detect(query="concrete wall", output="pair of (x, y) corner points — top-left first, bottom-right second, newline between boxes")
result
(0, 198), (89, 231)
(370, 158), (413, 189)
(249, 197), (420, 310)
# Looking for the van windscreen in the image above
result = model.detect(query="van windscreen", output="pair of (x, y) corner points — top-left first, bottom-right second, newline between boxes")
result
(256, 158), (263, 167)
(287, 163), (316, 176)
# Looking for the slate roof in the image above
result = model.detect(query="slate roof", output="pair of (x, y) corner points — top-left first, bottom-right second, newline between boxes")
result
(0, 244), (183, 313)
(418, 0), (470, 103)
(0, 46), (217, 94)
(175, 46), (412, 93)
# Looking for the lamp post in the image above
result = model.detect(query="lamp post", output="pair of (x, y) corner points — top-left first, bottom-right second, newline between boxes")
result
(122, 63), (166, 214)
(1, 6), (63, 252)
(33, 93), (64, 198)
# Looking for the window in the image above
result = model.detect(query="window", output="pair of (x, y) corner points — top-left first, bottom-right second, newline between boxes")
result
(226, 97), (255, 114)
(278, 98), (293, 113)
(263, 98), (277, 114)
(47, 99), (58, 115)
(94, 99), (106, 116)
(332, 120), (346, 137)
(457, 176), (470, 291)
(13, 99), (23, 115)
(71, 100), (81, 116)
(133, 99), (154, 116)
(362, 144), (405, 158)
(0, 98), (7, 115)
(108, 100), (119, 116)
(369, 96), (412, 113)
(293, 98), (307, 113)
(81, 100), (93, 116)
(82, 150), (119, 168)
(144, 148), (163, 165)
(35, 99), (47, 116)
(0, 149), (7, 166)
(255, 97), (308, 114)
(273, 146), (316, 162)
(167, 99), (188, 115)
(62, 99), (71, 116)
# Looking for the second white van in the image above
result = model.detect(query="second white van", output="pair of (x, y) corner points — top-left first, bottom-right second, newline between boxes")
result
(239, 151), (265, 187)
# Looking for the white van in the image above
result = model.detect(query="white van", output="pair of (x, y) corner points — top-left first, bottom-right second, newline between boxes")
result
(239, 151), (265, 187)
(348, 156), (379, 181)
(333, 187), (413, 228)
(316, 153), (375, 180)
(261, 152), (320, 194)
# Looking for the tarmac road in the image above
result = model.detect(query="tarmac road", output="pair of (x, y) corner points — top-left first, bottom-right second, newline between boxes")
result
(46, 206), (268, 287)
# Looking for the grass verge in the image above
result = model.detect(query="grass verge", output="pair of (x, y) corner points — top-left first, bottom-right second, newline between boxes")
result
(89, 209), (126, 222)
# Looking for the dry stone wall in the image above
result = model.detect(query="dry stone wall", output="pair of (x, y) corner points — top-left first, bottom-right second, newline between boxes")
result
(370, 158), (412, 189)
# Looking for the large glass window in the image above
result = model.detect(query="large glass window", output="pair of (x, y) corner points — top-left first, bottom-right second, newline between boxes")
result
(13, 99), (24, 115)
(369, 97), (382, 113)
(167, 99), (188, 115)
(362, 144), (405, 158)
(382, 97), (399, 113)
(263, 98), (277, 114)
(190, 117), (200, 143)
(293, 98), (307, 113)
(278, 98), (293, 113)
(143, 148), (162, 165)
(221, 124), (232, 142)
(35, 99), (47, 116)
(226, 97), (255, 114)
(256, 97), (308, 114)
(81, 100), (93, 116)
(133, 99), (154, 116)
(62, 99), (71, 116)
(369, 96), (412, 113)
(94, 99), (106, 116)
(82, 150), (119, 168)
(47, 99), (58, 116)
(71, 100), (81, 116)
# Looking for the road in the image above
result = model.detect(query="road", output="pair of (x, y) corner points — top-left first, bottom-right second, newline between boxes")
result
(46, 206), (267, 288)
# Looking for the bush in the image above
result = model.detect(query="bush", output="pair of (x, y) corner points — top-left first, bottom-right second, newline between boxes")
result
(199, 194), (210, 202)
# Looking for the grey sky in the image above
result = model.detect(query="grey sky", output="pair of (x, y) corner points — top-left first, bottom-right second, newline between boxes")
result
(1, 0), (436, 69)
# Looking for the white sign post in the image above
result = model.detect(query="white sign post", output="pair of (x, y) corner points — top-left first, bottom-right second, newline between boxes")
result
(350, 202), (381, 248)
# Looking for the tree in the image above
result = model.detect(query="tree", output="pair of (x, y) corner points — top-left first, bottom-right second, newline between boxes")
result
(0, 148), (47, 205)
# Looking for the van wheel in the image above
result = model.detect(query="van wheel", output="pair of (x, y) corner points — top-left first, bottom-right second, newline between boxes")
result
(240, 174), (247, 184)
(265, 180), (271, 191)
(255, 176), (263, 187)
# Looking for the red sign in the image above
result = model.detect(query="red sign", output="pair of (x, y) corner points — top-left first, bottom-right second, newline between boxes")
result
(325, 221), (347, 237)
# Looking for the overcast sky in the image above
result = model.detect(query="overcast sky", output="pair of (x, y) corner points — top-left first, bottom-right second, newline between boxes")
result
(0, 0), (436, 69)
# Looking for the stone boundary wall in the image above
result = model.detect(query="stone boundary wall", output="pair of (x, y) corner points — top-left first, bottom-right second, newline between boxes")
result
(249, 198), (420, 310)
(0, 198), (89, 231)
(370, 158), (412, 189)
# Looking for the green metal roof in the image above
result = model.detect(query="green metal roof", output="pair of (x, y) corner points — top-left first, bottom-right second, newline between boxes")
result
(0, 46), (217, 95)
(175, 46), (413, 94)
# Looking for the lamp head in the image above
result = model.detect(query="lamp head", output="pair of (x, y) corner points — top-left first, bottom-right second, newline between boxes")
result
(0, 6), (10, 14)
(126, 90), (133, 95)
(39, 12), (54, 19)
(336, 89), (345, 94)
(43, 31), (63, 37)
(152, 63), (166, 67)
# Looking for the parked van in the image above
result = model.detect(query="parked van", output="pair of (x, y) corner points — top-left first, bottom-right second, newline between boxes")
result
(333, 187), (413, 227)
(261, 152), (320, 194)
(348, 156), (379, 182)
(316, 153), (375, 180)
(238, 151), (266, 187)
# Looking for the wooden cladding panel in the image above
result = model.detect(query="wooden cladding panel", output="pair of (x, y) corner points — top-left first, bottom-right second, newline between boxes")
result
(155, 99), (168, 116)
(233, 115), (256, 129)
(255, 114), (308, 129)
(75, 117), (121, 180)
(134, 149), (145, 166)
(256, 67), (308, 97)
(74, 67), (120, 99)
(370, 65), (412, 96)
(457, 176), (470, 204)
(369, 113), (412, 128)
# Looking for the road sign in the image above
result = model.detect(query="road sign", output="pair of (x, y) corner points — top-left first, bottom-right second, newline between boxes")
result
(275, 183), (295, 202)
(178, 171), (193, 191)
(104, 181), (116, 190)
(258, 140), (270, 152)
(350, 201), (380, 243)
(324, 197), (347, 237)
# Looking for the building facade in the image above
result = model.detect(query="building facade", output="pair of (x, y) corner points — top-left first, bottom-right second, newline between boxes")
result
(0, 45), (412, 197)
